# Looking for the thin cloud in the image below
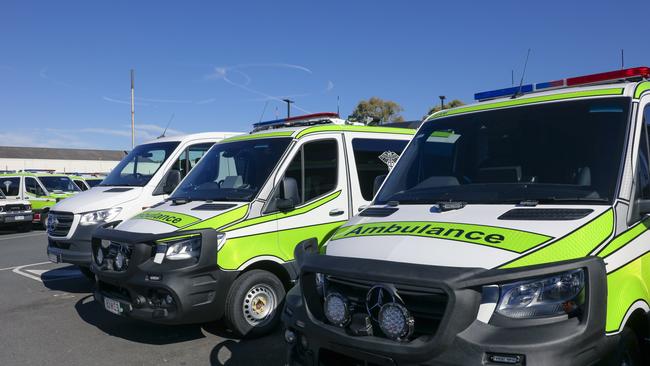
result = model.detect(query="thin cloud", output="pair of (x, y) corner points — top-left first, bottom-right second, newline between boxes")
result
(39, 67), (84, 89)
(195, 98), (216, 105)
(102, 96), (150, 106)
(138, 97), (194, 104)
(325, 80), (334, 92)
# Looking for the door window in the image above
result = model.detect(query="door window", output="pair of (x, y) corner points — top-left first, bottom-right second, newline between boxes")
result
(0, 177), (21, 196)
(351, 138), (409, 200)
(25, 177), (45, 196)
(171, 143), (214, 179)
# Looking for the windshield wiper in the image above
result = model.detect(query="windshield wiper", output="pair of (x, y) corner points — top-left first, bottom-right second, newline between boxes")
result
(534, 197), (609, 204)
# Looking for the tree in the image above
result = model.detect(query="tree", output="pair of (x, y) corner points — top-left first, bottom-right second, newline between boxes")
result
(350, 97), (405, 124)
(425, 99), (465, 118)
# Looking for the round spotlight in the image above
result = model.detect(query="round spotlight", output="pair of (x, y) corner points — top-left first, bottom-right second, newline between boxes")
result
(378, 302), (414, 341)
(165, 295), (174, 305)
(324, 292), (350, 327)
(115, 252), (125, 270)
(96, 248), (104, 265)
(284, 329), (297, 344)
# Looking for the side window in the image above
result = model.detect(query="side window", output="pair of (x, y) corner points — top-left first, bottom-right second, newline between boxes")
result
(303, 140), (338, 202)
(633, 107), (650, 221)
(74, 180), (88, 191)
(0, 177), (21, 196)
(352, 138), (409, 200)
(277, 139), (338, 207)
(25, 177), (45, 196)
(188, 143), (214, 171)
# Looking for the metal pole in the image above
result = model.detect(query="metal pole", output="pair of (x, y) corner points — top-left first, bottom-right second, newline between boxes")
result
(439, 95), (446, 110)
(282, 98), (294, 118)
(131, 69), (135, 149)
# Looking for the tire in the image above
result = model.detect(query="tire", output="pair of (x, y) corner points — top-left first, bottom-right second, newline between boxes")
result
(601, 327), (642, 366)
(40, 212), (48, 230)
(79, 266), (95, 281)
(224, 269), (286, 338)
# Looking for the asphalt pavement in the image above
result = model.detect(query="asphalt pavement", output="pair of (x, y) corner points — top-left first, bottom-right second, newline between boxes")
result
(0, 228), (285, 366)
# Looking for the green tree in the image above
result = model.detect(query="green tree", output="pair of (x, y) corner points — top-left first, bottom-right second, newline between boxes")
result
(350, 97), (405, 124)
(425, 99), (465, 118)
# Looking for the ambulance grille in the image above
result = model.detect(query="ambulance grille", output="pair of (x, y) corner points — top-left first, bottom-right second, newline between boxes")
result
(498, 208), (593, 221)
(47, 211), (74, 237)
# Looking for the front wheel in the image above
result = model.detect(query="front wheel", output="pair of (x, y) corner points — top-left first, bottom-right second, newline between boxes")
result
(601, 327), (642, 366)
(224, 269), (285, 338)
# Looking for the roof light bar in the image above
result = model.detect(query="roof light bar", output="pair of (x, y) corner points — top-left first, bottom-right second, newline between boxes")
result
(475, 66), (650, 101)
(252, 112), (340, 128)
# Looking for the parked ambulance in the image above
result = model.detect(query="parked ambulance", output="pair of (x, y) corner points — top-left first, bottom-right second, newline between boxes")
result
(89, 113), (415, 337)
(0, 189), (33, 232)
(0, 171), (80, 227)
(283, 68), (650, 365)
(47, 132), (238, 278)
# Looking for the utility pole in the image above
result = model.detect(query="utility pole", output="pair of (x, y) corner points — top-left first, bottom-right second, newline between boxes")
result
(439, 95), (446, 110)
(131, 69), (135, 149)
(282, 98), (294, 118)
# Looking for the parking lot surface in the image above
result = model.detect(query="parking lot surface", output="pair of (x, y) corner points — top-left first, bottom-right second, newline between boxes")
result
(0, 229), (285, 366)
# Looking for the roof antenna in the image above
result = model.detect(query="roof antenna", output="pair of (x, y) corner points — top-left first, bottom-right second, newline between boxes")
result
(512, 48), (531, 99)
(621, 49), (625, 69)
(258, 101), (269, 123)
(159, 113), (175, 138)
(337, 96), (340, 116)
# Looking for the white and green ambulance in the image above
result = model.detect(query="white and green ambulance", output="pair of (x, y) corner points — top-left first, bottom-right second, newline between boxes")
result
(283, 68), (650, 366)
(47, 133), (235, 276)
(90, 113), (415, 337)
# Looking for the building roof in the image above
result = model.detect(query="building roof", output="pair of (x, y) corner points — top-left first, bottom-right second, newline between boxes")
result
(0, 146), (127, 161)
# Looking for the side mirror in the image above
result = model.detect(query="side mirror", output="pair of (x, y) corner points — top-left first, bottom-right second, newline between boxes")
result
(294, 237), (319, 267)
(372, 174), (387, 197)
(277, 177), (300, 211)
(163, 170), (182, 195)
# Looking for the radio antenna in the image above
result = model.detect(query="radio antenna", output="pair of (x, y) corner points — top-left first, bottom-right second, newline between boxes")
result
(337, 96), (340, 115)
(159, 113), (175, 138)
(258, 101), (269, 123)
(621, 49), (625, 69)
(512, 48), (531, 99)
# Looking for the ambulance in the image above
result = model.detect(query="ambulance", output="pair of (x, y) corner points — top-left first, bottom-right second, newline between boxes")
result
(283, 67), (650, 366)
(0, 189), (33, 232)
(47, 133), (236, 278)
(89, 113), (415, 337)
(0, 171), (80, 227)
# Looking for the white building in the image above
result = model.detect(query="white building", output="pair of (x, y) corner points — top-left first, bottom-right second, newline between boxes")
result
(0, 146), (127, 173)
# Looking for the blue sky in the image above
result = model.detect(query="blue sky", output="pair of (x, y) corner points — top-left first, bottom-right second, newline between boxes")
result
(2, 0), (649, 150)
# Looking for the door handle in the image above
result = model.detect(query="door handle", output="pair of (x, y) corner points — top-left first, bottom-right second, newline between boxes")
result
(329, 209), (344, 216)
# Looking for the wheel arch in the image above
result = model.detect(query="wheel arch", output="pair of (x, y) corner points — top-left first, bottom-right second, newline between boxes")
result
(237, 257), (296, 290)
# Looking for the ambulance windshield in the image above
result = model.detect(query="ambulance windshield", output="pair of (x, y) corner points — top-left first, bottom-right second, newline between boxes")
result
(172, 138), (292, 202)
(376, 97), (631, 205)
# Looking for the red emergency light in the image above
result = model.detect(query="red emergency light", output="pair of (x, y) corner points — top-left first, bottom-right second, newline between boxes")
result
(566, 67), (650, 87)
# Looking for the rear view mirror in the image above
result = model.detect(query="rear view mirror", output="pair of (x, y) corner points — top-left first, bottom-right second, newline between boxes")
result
(163, 170), (182, 195)
(373, 174), (387, 197)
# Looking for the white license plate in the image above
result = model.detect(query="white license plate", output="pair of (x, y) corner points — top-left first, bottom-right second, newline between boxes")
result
(104, 297), (122, 315)
(48, 253), (60, 263)
(14, 216), (24, 221)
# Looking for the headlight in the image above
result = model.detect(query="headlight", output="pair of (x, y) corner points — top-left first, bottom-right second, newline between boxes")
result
(95, 247), (104, 265)
(324, 292), (350, 327)
(379, 302), (414, 341)
(496, 269), (585, 319)
(164, 237), (202, 261)
(24, 204), (31, 210)
(79, 207), (122, 226)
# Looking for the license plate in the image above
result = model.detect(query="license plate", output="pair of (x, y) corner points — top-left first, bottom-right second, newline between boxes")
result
(104, 297), (122, 315)
(48, 253), (60, 263)
(14, 216), (24, 221)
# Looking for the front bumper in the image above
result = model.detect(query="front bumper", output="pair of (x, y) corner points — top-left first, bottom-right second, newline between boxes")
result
(90, 224), (236, 325)
(283, 254), (614, 366)
(47, 220), (98, 266)
(0, 211), (33, 225)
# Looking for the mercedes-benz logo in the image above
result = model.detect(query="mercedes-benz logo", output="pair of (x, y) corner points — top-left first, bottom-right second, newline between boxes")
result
(366, 284), (398, 321)
(46, 215), (58, 234)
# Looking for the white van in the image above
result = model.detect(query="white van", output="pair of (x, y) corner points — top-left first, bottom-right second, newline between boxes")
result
(47, 132), (239, 277)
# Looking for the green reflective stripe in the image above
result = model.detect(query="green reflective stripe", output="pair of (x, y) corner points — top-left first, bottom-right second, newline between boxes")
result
(221, 131), (295, 143)
(133, 210), (201, 228)
(181, 204), (249, 231)
(425, 88), (625, 121)
(29, 199), (55, 210)
(597, 217), (650, 258)
(295, 125), (415, 139)
(223, 191), (341, 231)
(218, 221), (344, 270)
(501, 209), (614, 269)
(330, 221), (552, 253)
(634, 81), (650, 99)
(605, 253), (650, 332)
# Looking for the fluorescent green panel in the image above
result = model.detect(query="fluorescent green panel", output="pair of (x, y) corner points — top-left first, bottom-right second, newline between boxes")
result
(634, 81), (650, 99)
(501, 210), (614, 269)
(181, 204), (249, 231)
(221, 131), (295, 143)
(597, 217), (650, 258)
(605, 253), (650, 332)
(331, 221), (552, 253)
(295, 125), (415, 139)
(133, 210), (201, 228)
